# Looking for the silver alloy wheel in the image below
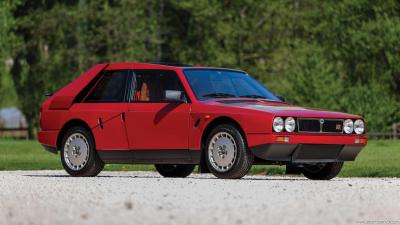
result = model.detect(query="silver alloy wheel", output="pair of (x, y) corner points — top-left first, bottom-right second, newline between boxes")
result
(63, 133), (90, 171)
(208, 132), (237, 172)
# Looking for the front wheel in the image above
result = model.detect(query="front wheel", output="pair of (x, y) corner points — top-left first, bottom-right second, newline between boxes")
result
(60, 126), (104, 177)
(302, 162), (344, 180)
(205, 124), (253, 179)
(155, 164), (195, 178)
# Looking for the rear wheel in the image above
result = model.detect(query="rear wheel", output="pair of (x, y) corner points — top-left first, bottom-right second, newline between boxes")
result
(302, 162), (344, 180)
(155, 164), (195, 178)
(205, 124), (253, 179)
(60, 126), (104, 177)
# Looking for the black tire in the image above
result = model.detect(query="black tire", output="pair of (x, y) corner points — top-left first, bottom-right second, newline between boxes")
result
(155, 164), (195, 178)
(285, 163), (302, 175)
(204, 124), (254, 179)
(302, 162), (344, 180)
(60, 126), (104, 177)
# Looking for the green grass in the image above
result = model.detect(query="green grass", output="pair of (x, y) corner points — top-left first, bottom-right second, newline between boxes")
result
(251, 140), (400, 177)
(0, 139), (399, 177)
(0, 140), (154, 171)
(339, 140), (400, 177)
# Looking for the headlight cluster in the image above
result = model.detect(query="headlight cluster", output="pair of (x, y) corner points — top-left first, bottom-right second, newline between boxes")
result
(354, 119), (365, 134)
(273, 117), (296, 133)
(272, 117), (365, 134)
(344, 119), (365, 134)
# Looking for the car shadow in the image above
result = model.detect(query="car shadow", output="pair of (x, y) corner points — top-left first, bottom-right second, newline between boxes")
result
(153, 103), (181, 124)
(23, 174), (310, 181)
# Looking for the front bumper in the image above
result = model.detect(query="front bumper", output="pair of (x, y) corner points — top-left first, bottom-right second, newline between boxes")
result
(248, 133), (367, 163)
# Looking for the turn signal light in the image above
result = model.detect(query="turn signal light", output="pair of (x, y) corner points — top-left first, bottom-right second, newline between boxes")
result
(276, 136), (290, 143)
(355, 138), (367, 144)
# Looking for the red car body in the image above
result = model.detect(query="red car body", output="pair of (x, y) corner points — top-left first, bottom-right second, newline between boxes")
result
(38, 62), (367, 178)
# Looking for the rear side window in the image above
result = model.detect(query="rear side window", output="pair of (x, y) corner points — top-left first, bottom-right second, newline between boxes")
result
(132, 70), (185, 102)
(85, 70), (129, 102)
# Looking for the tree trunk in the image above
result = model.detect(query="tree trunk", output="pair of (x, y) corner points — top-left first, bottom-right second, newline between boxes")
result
(27, 121), (35, 140)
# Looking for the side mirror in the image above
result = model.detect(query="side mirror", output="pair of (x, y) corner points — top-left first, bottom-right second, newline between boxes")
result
(164, 90), (186, 103)
(276, 95), (286, 102)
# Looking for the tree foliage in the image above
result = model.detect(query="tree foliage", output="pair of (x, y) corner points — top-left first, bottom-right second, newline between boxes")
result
(0, 0), (18, 107)
(3, 0), (400, 137)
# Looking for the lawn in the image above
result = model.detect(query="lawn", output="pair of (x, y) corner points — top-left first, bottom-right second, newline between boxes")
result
(0, 140), (154, 172)
(0, 139), (399, 177)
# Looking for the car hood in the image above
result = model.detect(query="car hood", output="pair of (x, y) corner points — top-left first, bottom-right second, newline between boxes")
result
(208, 99), (361, 119)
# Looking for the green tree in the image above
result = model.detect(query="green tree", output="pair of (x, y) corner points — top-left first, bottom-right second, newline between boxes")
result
(8, 0), (400, 136)
(10, 0), (164, 138)
(307, 0), (400, 131)
(0, 0), (18, 107)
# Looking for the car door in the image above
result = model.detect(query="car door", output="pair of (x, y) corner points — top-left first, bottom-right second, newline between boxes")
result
(79, 70), (130, 150)
(125, 69), (190, 153)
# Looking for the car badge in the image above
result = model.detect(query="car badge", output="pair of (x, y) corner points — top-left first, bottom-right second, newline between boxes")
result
(319, 119), (324, 132)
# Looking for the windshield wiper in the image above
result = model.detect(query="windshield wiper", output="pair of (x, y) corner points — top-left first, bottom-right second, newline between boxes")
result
(239, 94), (267, 99)
(202, 93), (236, 98)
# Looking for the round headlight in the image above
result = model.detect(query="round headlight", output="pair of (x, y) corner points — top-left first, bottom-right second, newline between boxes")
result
(343, 119), (354, 134)
(273, 117), (284, 132)
(354, 119), (365, 134)
(285, 117), (296, 132)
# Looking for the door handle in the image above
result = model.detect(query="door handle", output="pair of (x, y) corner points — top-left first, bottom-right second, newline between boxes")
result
(121, 112), (126, 122)
(98, 117), (104, 129)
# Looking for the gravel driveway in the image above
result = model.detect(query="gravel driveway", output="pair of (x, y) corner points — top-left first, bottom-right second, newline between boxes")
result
(0, 171), (399, 225)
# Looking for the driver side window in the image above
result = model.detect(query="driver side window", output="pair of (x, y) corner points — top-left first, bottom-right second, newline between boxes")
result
(132, 70), (185, 102)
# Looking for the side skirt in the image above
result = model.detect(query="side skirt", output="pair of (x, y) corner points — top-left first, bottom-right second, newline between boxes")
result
(97, 149), (201, 164)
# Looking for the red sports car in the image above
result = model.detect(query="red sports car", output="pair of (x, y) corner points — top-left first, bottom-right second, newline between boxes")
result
(38, 62), (367, 179)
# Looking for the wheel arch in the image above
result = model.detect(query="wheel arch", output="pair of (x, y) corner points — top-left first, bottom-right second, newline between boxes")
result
(198, 116), (247, 173)
(201, 116), (247, 147)
(56, 119), (93, 151)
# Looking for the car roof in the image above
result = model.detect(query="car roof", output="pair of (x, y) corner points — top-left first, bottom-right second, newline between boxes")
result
(104, 62), (245, 73)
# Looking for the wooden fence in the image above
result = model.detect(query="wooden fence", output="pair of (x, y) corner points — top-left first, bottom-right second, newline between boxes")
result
(0, 128), (29, 139)
(366, 123), (400, 139)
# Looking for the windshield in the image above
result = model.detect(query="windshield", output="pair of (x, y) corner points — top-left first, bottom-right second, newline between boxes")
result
(183, 69), (280, 101)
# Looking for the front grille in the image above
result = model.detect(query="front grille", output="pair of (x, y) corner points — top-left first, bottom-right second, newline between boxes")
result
(297, 118), (343, 133)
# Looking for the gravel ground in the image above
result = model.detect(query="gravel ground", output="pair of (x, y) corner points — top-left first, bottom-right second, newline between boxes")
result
(0, 171), (399, 225)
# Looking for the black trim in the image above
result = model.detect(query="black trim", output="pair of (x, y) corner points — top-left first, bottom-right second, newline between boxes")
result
(251, 144), (297, 161)
(183, 68), (246, 74)
(291, 144), (343, 163)
(250, 144), (364, 163)
(130, 100), (188, 104)
(338, 145), (364, 161)
(194, 118), (201, 128)
(42, 145), (58, 154)
(97, 150), (201, 164)
(148, 62), (192, 67)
